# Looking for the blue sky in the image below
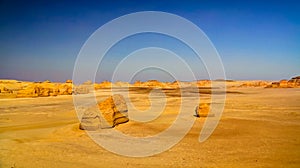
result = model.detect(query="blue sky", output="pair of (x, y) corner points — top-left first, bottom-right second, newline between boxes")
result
(0, 0), (299, 82)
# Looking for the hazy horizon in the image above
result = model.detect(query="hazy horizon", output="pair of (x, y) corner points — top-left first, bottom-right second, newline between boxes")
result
(1, 1), (299, 82)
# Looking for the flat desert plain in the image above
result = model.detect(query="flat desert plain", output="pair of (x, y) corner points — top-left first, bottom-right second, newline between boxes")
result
(1, 87), (300, 167)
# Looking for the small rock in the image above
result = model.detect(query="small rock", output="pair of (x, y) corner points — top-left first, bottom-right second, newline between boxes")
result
(194, 103), (215, 117)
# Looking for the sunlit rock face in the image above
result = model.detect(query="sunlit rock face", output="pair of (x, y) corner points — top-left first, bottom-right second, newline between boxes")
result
(79, 106), (101, 131)
(288, 76), (300, 87)
(98, 94), (129, 128)
(1, 76), (300, 99)
(79, 94), (129, 130)
(94, 80), (112, 89)
(194, 103), (215, 117)
(239, 81), (269, 88)
(266, 76), (300, 88)
(0, 80), (74, 98)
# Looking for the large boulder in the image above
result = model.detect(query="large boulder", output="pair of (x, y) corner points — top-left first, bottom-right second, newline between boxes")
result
(98, 94), (129, 127)
(194, 103), (215, 117)
(79, 94), (129, 130)
(79, 106), (101, 130)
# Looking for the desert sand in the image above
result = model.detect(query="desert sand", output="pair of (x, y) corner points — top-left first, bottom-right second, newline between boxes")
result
(1, 80), (300, 167)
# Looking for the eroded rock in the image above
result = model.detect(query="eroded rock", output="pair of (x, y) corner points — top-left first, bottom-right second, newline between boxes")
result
(79, 94), (129, 130)
(98, 94), (129, 128)
(266, 76), (300, 88)
(79, 106), (101, 131)
(194, 103), (215, 117)
(16, 84), (39, 98)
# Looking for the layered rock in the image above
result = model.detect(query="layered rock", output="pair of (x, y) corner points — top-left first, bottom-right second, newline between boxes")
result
(79, 106), (101, 130)
(196, 80), (211, 87)
(266, 76), (300, 88)
(37, 82), (58, 97)
(79, 94), (129, 130)
(0, 79), (83, 98)
(114, 81), (130, 87)
(133, 80), (143, 87)
(288, 76), (300, 87)
(142, 80), (167, 88)
(16, 84), (39, 98)
(57, 83), (73, 95)
(98, 94), (129, 127)
(173, 81), (197, 88)
(73, 85), (90, 94)
(239, 81), (269, 87)
(0, 86), (12, 94)
(94, 80), (112, 89)
(15, 82), (72, 98)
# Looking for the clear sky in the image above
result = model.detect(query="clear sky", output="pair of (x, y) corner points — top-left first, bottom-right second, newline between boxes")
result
(0, 0), (299, 82)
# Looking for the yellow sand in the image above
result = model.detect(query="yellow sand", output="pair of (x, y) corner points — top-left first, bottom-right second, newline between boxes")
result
(0, 88), (300, 167)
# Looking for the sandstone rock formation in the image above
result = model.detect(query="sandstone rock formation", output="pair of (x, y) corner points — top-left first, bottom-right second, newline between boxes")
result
(65, 79), (73, 83)
(266, 76), (300, 88)
(172, 81), (198, 88)
(114, 81), (130, 87)
(79, 106), (101, 130)
(79, 94), (129, 130)
(98, 94), (129, 127)
(73, 85), (90, 94)
(73, 80), (92, 94)
(0, 86), (12, 94)
(15, 82), (72, 98)
(288, 76), (300, 87)
(239, 81), (269, 87)
(57, 84), (73, 95)
(0, 80), (84, 98)
(169, 81), (180, 88)
(196, 80), (211, 87)
(94, 80), (112, 89)
(133, 80), (143, 87)
(142, 80), (167, 88)
(194, 103), (215, 117)
(37, 83), (58, 97)
(279, 80), (288, 87)
(16, 84), (39, 98)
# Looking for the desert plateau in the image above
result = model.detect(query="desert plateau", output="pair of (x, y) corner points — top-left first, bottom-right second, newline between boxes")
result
(1, 1), (299, 167)
(0, 78), (300, 167)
